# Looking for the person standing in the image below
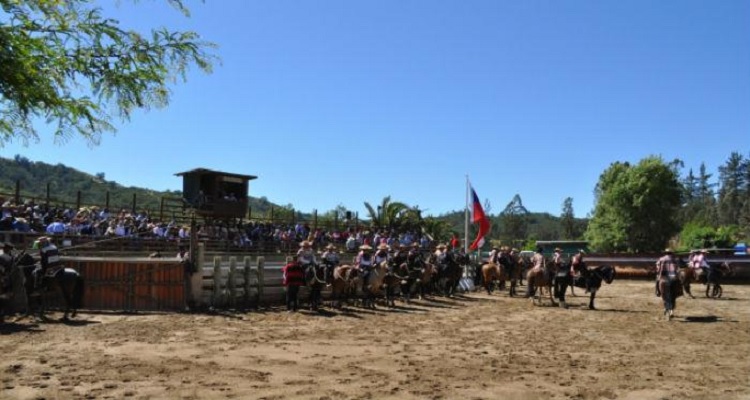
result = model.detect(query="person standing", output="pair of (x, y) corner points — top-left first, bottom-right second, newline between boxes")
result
(656, 248), (681, 320)
(551, 247), (570, 308)
(282, 256), (305, 312)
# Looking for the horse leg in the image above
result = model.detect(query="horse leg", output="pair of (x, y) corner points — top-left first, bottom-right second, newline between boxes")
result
(684, 280), (694, 299)
(588, 290), (597, 310)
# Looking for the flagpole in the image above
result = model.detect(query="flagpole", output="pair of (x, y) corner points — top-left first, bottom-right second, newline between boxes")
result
(464, 175), (469, 254)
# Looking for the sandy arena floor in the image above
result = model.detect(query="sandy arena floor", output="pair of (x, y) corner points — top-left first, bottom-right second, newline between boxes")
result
(1, 280), (749, 400)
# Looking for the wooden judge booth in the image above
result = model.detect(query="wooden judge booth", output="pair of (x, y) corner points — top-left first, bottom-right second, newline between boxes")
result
(175, 168), (257, 219)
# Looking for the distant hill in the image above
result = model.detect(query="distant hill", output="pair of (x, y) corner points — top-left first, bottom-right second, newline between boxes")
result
(1, 155), (582, 242)
(0, 155), (282, 216)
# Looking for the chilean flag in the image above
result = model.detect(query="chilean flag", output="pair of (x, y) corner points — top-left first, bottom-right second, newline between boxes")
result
(469, 187), (491, 250)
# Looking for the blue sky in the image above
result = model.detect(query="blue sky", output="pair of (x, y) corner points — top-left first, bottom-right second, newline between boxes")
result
(1, 0), (748, 218)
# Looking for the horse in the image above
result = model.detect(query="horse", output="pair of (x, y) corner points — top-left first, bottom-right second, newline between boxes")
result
(360, 261), (389, 309)
(0, 255), (17, 323)
(15, 252), (85, 321)
(383, 261), (418, 307)
(525, 263), (556, 306)
(480, 263), (505, 295)
(678, 266), (707, 299)
(330, 264), (360, 309)
(415, 262), (436, 300)
(704, 262), (733, 299)
(432, 252), (464, 297)
(571, 265), (616, 310)
(304, 263), (327, 311)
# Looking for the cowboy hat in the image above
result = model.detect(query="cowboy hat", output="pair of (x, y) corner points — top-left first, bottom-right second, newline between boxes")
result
(664, 248), (674, 254)
(436, 243), (447, 249)
(359, 244), (372, 251)
(299, 240), (311, 247)
(325, 244), (336, 250)
(377, 243), (389, 250)
(554, 247), (563, 252)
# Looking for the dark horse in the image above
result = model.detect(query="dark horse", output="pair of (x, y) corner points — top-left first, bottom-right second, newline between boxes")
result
(304, 263), (327, 311)
(433, 251), (465, 297)
(16, 252), (85, 321)
(571, 264), (616, 310)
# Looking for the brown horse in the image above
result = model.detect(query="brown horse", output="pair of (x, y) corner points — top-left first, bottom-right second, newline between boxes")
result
(480, 263), (506, 295)
(361, 261), (389, 308)
(330, 264), (360, 309)
(526, 266), (556, 306)
(416, 262), (436, 300)
(678, 267), (706, 299)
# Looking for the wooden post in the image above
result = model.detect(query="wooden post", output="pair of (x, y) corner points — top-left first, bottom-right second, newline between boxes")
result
(46, 182), (50, 208)
(191, 242), (205, 308)
(256, 256), (265, 307)
(132, 193), (137, 213)
(212, 256), (222, 308)
(76, 191), (82, 211)
(313, 209), (318, 232)
(228, 256), (237, 309)
(15, 180), (20, 204)
(244, 256), (253, 308)
(105, 191), (110, 209)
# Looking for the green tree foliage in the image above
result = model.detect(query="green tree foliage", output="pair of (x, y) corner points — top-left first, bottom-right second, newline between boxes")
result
(560, 197), (576, 239)
(717, 152), (747, 226)
(0, 0), (217, 146)
(585, 157), (682, 252)
(498, 194), (529, 244)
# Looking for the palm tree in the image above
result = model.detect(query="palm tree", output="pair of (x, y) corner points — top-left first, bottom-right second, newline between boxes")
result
(364, 196), (409, 230)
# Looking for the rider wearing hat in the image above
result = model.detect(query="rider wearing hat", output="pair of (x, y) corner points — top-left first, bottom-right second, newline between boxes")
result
(296, 240), (317, 268)
(321, 244), (340, 283)
(35, 236), (62, 291)
(1, 242), (15, 295)
(356, 244), (375, 293)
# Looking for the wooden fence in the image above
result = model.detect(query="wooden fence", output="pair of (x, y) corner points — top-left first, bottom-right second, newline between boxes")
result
(6, 247), (749, 314)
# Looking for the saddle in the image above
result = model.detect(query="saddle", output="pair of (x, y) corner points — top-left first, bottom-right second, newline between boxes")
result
(44, 266), (64, 278)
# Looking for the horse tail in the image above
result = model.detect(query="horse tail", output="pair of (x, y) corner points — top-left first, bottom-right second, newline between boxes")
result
(73, 275), (85, 309)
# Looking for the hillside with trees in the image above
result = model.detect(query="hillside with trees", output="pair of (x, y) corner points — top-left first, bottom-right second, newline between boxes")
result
(0, 155), (281, 217)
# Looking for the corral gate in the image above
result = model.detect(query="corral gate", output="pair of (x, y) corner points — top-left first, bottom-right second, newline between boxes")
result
(63, 257), (186, 312)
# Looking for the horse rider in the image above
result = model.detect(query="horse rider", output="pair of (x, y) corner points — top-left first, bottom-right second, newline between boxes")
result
(1, 242), (15, 295)
(692, 249), (710, 282)
(570, 249), (591, 293)
(406, 242), (424, 272)
(296, 240), (317, 269)
(34, 236), (62, 291)
(656, 248), (681, 317)
(551, 247), (570, 308)
(374, 243), (390, 265)
(390, 243), (408, 271)
(488, 245), (500, 265)
(356, 244), (374, 292)
(321, 244), (340, 284)
(525, 246), (545, 298)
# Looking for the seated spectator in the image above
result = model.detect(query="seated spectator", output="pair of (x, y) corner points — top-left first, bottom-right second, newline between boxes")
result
(46, 218), (67, 234)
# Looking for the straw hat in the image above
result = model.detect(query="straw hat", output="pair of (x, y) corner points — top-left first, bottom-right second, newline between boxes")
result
(326, 244), (336, 250)
(299, 240), (311, 247)
(436, 243), (447, 249)
(554, 247), (563, 252)
(359, 244), (372, 251)
(377, 243), (389, 250)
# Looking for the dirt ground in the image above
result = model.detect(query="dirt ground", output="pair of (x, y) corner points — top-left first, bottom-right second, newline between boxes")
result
(1, 280), (749, 400)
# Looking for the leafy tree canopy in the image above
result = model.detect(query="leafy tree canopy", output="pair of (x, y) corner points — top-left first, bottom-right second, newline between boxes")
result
(0, 0), (217, 146)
